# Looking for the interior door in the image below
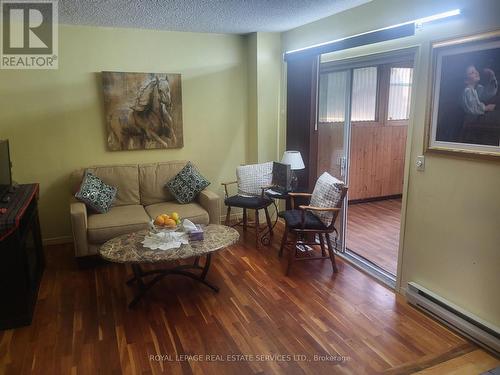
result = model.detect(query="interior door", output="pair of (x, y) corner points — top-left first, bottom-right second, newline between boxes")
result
(316, 69), (352, 253)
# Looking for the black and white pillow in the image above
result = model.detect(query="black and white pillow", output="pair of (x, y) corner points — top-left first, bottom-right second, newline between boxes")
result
(75, 172), (117, 213)
(166, 162), (210, 204)
(309, 172), (344, 226)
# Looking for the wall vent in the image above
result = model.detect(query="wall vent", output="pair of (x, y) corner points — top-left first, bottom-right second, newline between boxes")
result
(406, 282), (499, 355)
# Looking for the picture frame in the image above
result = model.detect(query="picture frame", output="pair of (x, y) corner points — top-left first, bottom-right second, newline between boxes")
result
(425, 30), (500, 158)
(102, 71), (184, 151)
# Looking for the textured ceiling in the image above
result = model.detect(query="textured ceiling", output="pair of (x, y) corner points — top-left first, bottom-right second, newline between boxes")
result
(59, 0), (371, 34)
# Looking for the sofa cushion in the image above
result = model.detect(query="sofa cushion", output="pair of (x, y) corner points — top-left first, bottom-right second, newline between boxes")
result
(75, 172), (117, 213)
(139, 161), (188, 205)
(85, 165), (140, 206)
(166, 162), (210, 204)
(87, 205), (150, 243)
(145, 202), (209, 225)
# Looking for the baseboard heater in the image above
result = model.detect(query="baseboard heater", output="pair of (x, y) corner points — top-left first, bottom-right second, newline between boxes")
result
(406, 282), (500, 355)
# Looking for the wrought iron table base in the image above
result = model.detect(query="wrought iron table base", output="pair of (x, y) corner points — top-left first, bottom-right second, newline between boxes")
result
(126, 254), (218, 308)
(260, 200), (280, 246)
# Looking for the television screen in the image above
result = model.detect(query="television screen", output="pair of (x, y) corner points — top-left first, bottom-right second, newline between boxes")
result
(0, 140), (12, 199)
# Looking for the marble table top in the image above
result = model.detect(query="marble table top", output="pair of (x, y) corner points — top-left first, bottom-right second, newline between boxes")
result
(99, 224), (239, 263)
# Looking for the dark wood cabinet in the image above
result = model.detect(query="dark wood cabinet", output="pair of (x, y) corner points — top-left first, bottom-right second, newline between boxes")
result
(0, 184), (44, 330)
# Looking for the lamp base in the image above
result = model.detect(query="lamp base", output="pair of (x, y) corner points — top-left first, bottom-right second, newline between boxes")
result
(290, 171), (298, 192)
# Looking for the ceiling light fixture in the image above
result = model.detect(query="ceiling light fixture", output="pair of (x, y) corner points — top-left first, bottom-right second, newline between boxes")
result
(414, 9), (461, 27)
(284, 9), (461, 57)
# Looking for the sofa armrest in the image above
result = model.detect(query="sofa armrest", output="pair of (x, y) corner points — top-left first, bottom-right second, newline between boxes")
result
(197, 189), (221, 225)
(70, 198), (89, 257)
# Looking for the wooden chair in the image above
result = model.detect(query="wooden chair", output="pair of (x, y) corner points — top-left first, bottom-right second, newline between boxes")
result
(279, 186), (348, 275)
(221, 181), (273, 248)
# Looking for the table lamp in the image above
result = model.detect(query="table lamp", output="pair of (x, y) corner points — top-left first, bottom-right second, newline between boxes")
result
(281, 151), (305, 191)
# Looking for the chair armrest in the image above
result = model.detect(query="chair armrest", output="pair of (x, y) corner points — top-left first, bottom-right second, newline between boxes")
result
(288, 192), (312, 209)
(70, 198), (89, 257)
(221, 181), (237, 198)
(288, 192), (312, 197)
(298, 205), (341, 212)
(197, 189), (221, 224)
(298, 205), (341, 230)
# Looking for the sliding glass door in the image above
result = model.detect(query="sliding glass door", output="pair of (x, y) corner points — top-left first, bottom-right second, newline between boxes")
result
(317, 69), (352, 252)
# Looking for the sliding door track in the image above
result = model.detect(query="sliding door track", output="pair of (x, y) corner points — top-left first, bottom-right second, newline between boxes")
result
(338, 249), (396, 289)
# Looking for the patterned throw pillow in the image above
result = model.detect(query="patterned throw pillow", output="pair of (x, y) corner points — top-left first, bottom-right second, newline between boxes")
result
(309, 172), (345, 226)
(166, 162), (210, 204)
(75, 172), (117, 213)
(236, 162), (273, 197)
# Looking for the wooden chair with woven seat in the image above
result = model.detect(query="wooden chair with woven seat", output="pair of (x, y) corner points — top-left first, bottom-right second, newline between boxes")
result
(221, 162), (274, 248)
(279, 173), (348, 275)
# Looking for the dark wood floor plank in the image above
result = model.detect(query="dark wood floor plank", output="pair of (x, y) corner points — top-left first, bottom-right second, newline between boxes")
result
(347, 199), (402, 274)
(0, 224), (475, 374)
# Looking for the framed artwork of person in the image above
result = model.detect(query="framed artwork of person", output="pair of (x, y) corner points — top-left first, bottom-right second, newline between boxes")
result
(426, 30), (500, 158)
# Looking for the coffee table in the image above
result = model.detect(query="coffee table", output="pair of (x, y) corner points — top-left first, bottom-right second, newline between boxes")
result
(99, 224), (239, 308)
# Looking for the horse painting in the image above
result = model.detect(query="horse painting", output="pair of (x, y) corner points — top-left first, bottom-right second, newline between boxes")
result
(103, 72), (183, 150)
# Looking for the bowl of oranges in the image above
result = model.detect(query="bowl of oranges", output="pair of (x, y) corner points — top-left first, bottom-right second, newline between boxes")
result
(150, 212), (182, 232)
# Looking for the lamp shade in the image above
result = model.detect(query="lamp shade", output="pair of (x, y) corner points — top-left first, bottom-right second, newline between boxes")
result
(281, 151), (305, 170)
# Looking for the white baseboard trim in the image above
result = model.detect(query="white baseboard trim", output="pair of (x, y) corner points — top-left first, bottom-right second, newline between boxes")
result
(406, 282), (500, 354)
(43, 236), (73, 246)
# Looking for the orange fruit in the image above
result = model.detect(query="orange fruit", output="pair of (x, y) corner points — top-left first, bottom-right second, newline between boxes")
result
(154, 216), (165, 226)
(161, 214), (170, 220)
(164, 218), (176, 227)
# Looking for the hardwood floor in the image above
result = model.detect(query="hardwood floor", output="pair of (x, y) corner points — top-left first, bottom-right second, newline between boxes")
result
(0, 226), (477, 375)
(412, 349), (499, 374)
(346, 199), (401, 275)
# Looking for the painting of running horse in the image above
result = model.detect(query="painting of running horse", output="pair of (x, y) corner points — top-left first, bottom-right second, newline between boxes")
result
(102, 71), (183, 150)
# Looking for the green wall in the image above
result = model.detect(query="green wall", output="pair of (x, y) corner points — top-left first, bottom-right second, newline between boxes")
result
(282, 0), (500, 326)
(0, 25), (248, 241)
(256, 33), (282, 163)
(246, 32), (282, 164)
(246, 33), (258, 163)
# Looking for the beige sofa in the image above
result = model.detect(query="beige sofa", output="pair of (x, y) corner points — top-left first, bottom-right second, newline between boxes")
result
(70, 161), (220, 258)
